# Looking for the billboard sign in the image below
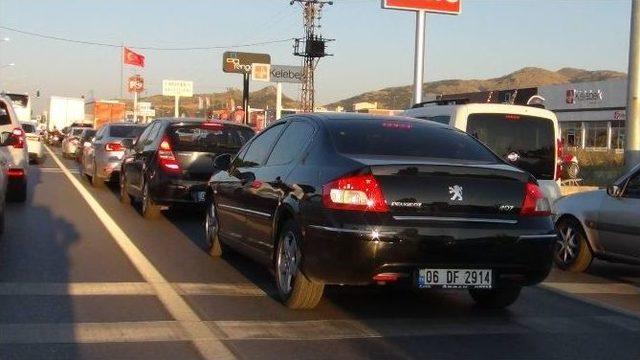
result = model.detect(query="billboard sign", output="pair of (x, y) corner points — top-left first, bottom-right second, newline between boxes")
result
(162, 80), (194, 97)
(223, 52), (271, 74)
(127, 75), (144, 93)
(270, 65), (304, 84)
(251, 63), (271, 82)
(382, 0), (461, 14)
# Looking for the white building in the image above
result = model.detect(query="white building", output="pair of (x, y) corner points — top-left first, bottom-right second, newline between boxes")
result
(539, 79), (627, 150)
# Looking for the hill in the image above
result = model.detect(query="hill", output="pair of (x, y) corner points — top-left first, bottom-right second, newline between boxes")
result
(120, 86), (299, 117)
(326, 67), (627, 110)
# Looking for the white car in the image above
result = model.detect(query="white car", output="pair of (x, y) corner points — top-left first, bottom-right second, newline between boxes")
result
(61, 127), (86, 158)
(0, 132), (12, 234)
(402, 103), (562, 206)
(0, 95), (29, 202)
(20, 121), (44, 164)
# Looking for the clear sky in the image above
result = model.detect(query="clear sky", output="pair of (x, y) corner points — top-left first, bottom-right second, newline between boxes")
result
(0, 0), (633, 113)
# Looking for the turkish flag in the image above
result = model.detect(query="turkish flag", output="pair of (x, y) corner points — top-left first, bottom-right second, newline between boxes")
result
(123, 47), (145, 67)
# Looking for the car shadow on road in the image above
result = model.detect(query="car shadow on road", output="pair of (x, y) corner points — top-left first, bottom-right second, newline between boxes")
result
(0, 165), (80, 359)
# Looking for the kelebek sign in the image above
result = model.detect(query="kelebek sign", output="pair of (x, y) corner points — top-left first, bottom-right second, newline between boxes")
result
(382, 0), (461, 15)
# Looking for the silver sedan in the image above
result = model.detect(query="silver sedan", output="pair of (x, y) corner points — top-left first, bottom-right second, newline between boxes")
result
(82, 123), (146, 187)
(554, 163), (640, 272)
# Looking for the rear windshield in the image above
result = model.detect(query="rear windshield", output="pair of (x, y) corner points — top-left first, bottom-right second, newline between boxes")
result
(82, 130), (96, 138)
(109, 126), (144, 139)
(416, 115), (450, 125)
(168, 124), (255, 153)
(22, 123), (36, 133)
(466, 113), (555, 180)
(0, 103), (10, 125)
(327, 118), (498, 162)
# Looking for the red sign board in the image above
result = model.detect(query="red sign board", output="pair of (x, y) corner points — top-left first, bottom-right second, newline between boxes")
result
(382, 0), (461, 14)
(128, 75), (144, 94)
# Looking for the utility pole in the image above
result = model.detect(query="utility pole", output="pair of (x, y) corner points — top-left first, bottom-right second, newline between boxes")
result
(412, 10), (426, 106)
(291, 0), (333, 112)
(626, 0), (640, 169)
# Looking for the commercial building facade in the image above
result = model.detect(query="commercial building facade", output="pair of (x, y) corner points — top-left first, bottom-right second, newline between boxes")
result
(538, 79), (627, 150)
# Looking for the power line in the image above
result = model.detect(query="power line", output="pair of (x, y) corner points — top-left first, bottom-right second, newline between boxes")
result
(0, 25), (294, 51)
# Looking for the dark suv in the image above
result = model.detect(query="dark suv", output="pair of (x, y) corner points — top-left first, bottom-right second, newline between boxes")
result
(120, 118), (255, 218)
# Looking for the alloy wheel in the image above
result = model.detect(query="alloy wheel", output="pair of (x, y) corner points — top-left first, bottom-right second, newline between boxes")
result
(277, 230), (300, 295)
(556, 224), (579, 265)
(205, 202), (218, 247)
(142, 183), (150, 214)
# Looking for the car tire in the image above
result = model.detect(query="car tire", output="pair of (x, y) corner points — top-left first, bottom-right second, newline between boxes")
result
(141, 182), (161, 219)
(275, 219), (324, 309)
(91, 161), (104, 188)
(469, 285), (522, 309)
(119, 172), (131, 205)
(555, 218), (593, 272)
(204, 200), (222, 257)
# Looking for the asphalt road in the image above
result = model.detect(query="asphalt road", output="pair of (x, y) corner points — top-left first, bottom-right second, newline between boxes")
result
(1, 146), (640, 359)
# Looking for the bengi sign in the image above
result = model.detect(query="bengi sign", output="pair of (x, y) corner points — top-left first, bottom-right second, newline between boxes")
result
(382, 0), (461, 14)
(223, 52), (271, 74)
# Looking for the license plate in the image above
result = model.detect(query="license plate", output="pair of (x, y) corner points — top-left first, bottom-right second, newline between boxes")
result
(194, 191), (206, 203)
(417, 269), (492, 289)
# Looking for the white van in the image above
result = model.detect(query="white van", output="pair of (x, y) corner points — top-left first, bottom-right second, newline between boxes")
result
(402, 103), (562, 204)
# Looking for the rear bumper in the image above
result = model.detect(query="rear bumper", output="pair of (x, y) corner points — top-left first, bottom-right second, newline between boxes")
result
(96, 160), (122, 180)
(150, 177), (208, 206)
(301, 219), (556, 287)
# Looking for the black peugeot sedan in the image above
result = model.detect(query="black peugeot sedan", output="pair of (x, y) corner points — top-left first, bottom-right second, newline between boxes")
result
(119, 118), (255, 218)
(205, 113), (556, 309)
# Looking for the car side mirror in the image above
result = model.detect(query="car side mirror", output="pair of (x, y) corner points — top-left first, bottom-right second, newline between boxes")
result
(0, 131), (12, 147)
(607, 185), (622, 198)
(213, 153), (232, 171)
(121, 138), (134, 149)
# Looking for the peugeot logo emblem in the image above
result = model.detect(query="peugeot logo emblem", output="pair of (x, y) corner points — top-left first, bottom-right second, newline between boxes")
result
(507, 152), (520, 162)
(449, 185), (463, 201)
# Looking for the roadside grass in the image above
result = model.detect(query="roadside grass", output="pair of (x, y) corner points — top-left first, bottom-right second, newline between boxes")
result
(568, 149), (625, 186)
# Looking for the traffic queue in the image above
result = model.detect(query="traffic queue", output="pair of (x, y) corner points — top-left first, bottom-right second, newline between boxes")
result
(2, 92), (640, 310)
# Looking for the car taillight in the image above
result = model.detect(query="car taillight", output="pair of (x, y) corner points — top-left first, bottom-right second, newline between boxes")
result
(322, 174), (389, 212)
(11, 128), (25, 149)
(520, 182), (551, 217)
(105, 143), (124, 152)
(158, 137), (180, 172)
(7, 168), (25, 178)
(556, 138), (564, 180)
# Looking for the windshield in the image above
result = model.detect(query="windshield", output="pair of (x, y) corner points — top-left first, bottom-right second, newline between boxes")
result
(327, 118), (499, 163)
(109, 125), (145, 139)
(71, 128), (84, 136)
(169, 124), (255, 153)
(466, 113), (555, 180)
(6, 94), (29, 108)
(21, 123), (36, 133)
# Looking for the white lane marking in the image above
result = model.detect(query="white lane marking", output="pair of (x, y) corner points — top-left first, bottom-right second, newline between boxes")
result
(38, 167), (80, 174)
(176, 283), (267, 297)
(44, 146), (236, 360)
(0, 282), (268, 297)
(2, 315), (638, 344)
(543, 282), (640, 295)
